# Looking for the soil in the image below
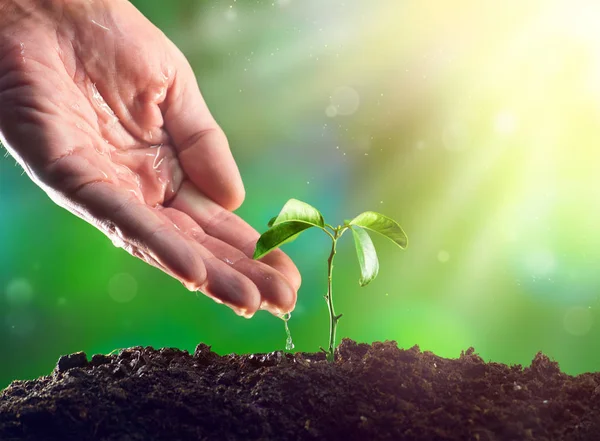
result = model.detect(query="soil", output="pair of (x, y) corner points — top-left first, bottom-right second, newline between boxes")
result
(1, 339), (599, 441)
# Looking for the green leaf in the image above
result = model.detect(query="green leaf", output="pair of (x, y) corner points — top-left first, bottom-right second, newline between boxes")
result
(253, 221), (314, 259)
(270, 199), (325, 228)
(349, 211), (408, 249)
(350, 226), (379, 286)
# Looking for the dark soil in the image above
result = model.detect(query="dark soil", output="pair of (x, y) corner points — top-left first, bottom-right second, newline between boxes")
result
(1, 339), (599, 441)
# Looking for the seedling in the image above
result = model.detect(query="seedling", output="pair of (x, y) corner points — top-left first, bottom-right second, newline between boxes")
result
(253, 199), (407, 363)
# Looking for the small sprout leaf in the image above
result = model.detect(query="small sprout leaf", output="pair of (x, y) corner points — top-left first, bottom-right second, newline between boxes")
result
(350, 226), (379, 286)
(255, 197), (408, 363)
(253, 221), (314, 259)
(270, 199), (325, 228)
(349, 211), (408, 249)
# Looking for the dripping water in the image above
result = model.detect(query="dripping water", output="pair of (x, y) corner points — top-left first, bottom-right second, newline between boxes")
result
(280, 312), (294, 351)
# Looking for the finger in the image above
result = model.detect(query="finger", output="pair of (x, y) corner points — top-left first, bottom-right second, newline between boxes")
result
(162, 49), (245, 211)
(61, 181), (261, 317)
(168, 181), (302, 292)
(162, 208), (297, 315)
(65, 181), (206, 288)
(194, 251), (262, 318)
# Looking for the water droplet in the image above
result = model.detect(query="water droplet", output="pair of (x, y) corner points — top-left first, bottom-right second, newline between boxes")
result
(91, 19), (110, 31)
(152, 144), (165, 170)
(286, 334), (294, 350)
(280, 312), (295, 351)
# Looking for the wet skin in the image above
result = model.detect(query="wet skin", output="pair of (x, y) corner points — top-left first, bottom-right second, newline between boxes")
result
(0, 0), (300, 317)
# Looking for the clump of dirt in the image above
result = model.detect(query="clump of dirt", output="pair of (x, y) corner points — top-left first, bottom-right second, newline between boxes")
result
(1, 338), (599, 441)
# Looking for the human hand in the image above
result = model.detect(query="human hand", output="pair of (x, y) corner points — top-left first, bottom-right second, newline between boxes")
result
(0, 0), (300, 317)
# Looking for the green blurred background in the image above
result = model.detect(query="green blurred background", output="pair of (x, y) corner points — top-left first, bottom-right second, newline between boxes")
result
(2, 0), (600, 388)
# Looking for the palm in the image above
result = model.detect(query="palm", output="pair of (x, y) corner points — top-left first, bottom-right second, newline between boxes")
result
(0, 0), (299, 317)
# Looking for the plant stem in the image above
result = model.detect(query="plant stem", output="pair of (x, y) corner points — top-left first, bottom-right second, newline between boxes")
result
(324, 230), (341, 363)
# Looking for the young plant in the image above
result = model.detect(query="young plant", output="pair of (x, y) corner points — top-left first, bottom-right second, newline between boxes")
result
(253, 199), (407, 363)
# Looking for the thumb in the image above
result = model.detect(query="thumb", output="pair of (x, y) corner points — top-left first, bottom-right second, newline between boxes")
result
(162, 52), (245, 211)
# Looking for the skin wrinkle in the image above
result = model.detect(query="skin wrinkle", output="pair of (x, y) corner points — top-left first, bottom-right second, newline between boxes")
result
(203, 253), (233, 270)
(71, 111), (104, 144)
(228, 255), (249, 267)
(60, 44), (134, 150)
(67, 21), (126, 139)
(161, 207), (207, 243)
(0, 45), (28, 77)
(44, 145), (87, 168)
(176, 127), (220, 155)
(72, 181), (134, 229)
(4, 89), (62, 123)
(69, 5), (168, 148)
(149, 230), (209, 291)
(68, 176), (114, 200)
(45, 153), (114, 193)
(0, 73), (32, 94)
(202, 206), (235, 234)
(142, 225), (174, 252)
(1, 72), (102, 168)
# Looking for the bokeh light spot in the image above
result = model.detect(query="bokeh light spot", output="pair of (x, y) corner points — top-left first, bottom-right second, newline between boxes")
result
(437, 250), (451, 263)
(108, 273), (138, 304)
(5, 278), (34, 306)
(329, 86), (360, 116)
(494, 110), (517, 135)
(325, 105), (337, 117)
(563, 306), (593, 336)
(225, 7), (237, 22)
(524, 249), (557, 277)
